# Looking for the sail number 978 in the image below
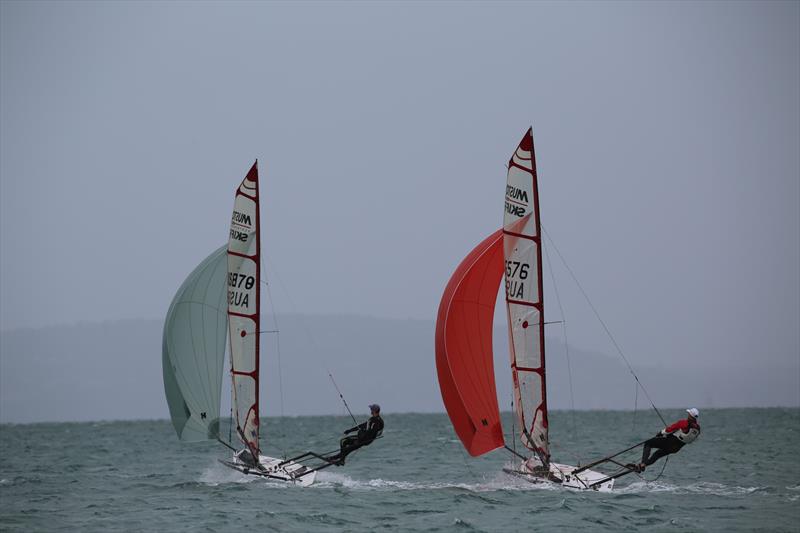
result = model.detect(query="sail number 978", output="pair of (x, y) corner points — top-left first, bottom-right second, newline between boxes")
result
(505, 261), (529, 279)
(228, 273), (255, 290)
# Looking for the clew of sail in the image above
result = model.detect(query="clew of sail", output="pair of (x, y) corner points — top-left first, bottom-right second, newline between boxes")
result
(503, 128), (549, 461)
(162, 245), (228, 441)
(435, 230), (506, 457)
(227, 161), (261, 456)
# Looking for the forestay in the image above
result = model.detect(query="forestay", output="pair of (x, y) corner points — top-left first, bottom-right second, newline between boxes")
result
(503, 128), (549, 462)
(227, 162), (261, 456)
(162, 245), (228, 441)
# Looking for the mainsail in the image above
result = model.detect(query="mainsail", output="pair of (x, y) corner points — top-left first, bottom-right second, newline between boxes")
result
(162, 244), (228, 441)
(503, 128), (549, 461)
(434, 230), (505, 457)
(227, 161), (261, 456)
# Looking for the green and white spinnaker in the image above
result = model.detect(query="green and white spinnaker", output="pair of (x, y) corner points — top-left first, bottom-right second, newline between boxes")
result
(162, 244), (227, 441)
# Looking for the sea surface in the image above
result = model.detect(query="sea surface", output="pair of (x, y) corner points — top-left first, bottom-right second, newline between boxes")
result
(1, 409), (798, 532)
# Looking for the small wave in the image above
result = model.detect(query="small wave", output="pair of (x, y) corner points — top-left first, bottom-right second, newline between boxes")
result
(452, 517), (484, 531)
(198, 462), (271, 487)
(312, 470), (558, 493)
(618, 480), (767, 496)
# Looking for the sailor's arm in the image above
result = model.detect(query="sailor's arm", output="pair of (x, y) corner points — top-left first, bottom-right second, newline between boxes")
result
(660, 420), (689, 435)
(344, 421), (367, 434)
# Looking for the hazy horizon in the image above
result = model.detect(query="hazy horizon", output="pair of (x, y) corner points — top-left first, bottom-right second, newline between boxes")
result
(1, 315), (796, 425)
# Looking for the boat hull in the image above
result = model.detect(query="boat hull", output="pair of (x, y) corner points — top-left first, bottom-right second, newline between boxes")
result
(221, 453), (317, 487)
(504, 457), (615, 492)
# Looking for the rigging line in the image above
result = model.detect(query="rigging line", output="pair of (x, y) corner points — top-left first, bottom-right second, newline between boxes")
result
(263, 255), (362, 427)
(262, 271), (286, 421)
(647, 456), (669, 482)
(511, 398), (517, 461)
(541, 226), (667, 427)
(632, 380), (639, 434)
(542, 238), (578, 449)
(328, 370), (358, 426)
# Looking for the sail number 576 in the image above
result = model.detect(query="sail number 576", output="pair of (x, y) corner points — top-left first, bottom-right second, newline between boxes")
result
(505, 260), (529, 279)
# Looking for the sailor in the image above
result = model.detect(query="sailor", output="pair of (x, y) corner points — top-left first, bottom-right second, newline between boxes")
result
(330, 404), (384, 466)
(634, 408), (701, 472)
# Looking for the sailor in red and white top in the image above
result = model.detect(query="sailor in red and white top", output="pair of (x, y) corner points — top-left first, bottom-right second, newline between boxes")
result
(636, 408), (701, 472)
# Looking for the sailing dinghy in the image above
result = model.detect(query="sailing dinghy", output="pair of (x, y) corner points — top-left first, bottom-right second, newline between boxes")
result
(162, 162), (344, 486)
(435, 129), (643, 492)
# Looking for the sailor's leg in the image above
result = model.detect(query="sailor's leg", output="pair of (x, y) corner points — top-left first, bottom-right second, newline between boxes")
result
(644, 448), (670, 466)
(640, 436), (659, 464)
(644, 437), (684, 466)
(333, 436), (360, 465)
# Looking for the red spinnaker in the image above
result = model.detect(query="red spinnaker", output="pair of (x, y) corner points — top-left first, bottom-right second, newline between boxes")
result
(435, 229), (505, 457)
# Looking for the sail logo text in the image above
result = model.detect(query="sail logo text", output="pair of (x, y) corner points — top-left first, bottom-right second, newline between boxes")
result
(505, 201), (526, 217)
(230, 229), (249, 242)
(506, 186), (529, 203)
(505, 186), (529, 218)
(232, 211), (252, 226)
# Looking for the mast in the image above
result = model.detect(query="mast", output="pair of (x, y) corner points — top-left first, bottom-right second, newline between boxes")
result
(503, 128), (549, 465)
(227, 161), (261, 457)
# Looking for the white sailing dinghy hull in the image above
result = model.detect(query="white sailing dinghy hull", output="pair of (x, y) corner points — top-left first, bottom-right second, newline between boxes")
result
(504, 457), (615, 492)
(221, 453), (317, 487)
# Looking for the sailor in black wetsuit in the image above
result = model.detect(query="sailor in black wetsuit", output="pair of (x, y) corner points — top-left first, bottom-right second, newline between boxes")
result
(330, 404), (384, 465)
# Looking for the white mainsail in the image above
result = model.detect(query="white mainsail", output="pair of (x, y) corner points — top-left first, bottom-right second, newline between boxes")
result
(227, 161), (261, 456)
(503, 128), (549, 461)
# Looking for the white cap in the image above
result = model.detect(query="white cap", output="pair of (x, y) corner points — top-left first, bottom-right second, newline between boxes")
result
(686, 408), (700, 418)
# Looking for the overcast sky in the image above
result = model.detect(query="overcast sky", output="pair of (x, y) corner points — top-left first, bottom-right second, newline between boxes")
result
(1, 1), (798, 375)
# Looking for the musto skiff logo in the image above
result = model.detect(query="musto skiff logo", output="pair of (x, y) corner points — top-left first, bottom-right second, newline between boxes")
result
(505, 185), (529, 218)
(230, 211), (252, 242)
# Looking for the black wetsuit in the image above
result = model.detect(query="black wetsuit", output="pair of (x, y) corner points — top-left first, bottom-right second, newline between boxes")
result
(332, 415), (384, 463)
(641, 418), (700, 466)
(641, 434), (684, 466)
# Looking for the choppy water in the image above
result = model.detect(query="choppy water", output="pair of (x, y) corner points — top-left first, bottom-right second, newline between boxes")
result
(1, 408), (798, 532)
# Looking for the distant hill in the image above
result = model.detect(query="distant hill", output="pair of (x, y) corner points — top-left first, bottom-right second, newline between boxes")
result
(1, 316), (797, 423)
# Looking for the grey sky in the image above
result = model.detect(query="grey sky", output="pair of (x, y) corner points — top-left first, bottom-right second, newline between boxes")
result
(1, 0), (798, 380)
